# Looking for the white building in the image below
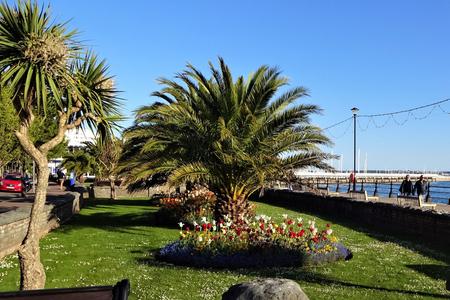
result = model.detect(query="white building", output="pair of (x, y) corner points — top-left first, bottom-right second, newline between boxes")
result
(48, 128), (96, 175)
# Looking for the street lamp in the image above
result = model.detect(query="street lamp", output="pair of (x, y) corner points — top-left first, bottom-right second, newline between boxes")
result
(351, 107), (359, 192)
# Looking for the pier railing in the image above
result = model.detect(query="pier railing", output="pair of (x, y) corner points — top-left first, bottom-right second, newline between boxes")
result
(282, 176), (449, 204)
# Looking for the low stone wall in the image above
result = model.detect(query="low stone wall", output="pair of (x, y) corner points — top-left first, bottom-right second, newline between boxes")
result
(88, 185), (179, 199)
(262, 190), (450, 248)
(0, 190), (84, 260)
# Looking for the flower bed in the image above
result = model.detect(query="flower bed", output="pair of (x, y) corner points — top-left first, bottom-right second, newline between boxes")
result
(155, 186), (216, 225)
(157, 214), (352, 268)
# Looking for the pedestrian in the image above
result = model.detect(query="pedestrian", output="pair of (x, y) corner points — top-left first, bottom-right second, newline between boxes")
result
(413, 175), (427, 197)
(57, 169), (65, 191)
(399, 175), (413, 196)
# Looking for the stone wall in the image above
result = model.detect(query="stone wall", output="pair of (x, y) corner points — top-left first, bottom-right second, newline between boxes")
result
(88, 184), (180, 199)
(262, 190), (450, 248)
(0, 190), (84, 260)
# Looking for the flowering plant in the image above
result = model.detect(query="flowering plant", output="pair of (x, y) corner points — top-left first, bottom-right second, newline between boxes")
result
(157, 214), (351, 268)
(156, 186), (216, 225)
(177, 214), (337, 254)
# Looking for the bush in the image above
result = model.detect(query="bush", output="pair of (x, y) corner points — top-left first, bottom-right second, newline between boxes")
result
(155, 186), (216, 225)
(157, 214), (352, 268)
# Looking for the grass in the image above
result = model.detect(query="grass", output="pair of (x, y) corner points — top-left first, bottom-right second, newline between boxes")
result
(0, 198), (449, 299)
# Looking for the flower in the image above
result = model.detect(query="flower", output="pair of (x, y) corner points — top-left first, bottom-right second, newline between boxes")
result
(326, 229), (333, 235)
(282, 214), (288, 219)
(198, 236), (203, 242)
(178, 222), (184, 228)
(201, 217), (207, 224)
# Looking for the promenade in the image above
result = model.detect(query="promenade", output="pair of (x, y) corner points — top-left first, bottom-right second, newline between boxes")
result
(0, 183), (70, 214)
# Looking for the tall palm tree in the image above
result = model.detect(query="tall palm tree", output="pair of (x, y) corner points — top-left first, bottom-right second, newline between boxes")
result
(0, 1), (121, 289)
(121, 58), (332, 221)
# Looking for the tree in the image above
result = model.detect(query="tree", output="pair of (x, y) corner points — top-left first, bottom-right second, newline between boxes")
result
(0, 87), (21, 173)
(60, 149), (96, 177)
(61, 134), (123, 200)
(121, 58), (332, 221)
(85, 135), (123, 200)
(0, 1), (121, 289)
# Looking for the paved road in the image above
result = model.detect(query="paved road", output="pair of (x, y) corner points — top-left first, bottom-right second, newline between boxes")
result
(0, 183), (68, 213)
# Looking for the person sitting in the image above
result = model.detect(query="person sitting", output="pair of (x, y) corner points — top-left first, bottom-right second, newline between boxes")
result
(399, 175), (413, 196)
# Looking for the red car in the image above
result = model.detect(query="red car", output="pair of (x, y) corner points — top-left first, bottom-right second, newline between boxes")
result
(0, 174), (24, 193)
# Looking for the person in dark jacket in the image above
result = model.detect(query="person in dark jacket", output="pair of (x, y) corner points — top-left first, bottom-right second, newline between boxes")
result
(399, 175), (413, 196)
(413, 175), (427, 196)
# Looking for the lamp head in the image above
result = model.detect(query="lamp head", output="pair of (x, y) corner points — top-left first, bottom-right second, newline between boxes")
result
(351, 107), (359, 115)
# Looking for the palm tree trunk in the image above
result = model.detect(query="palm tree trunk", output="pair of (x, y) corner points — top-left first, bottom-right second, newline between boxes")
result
(214, 194), (255, 222)
(109, 176), (116, 200)
(18, 159), (49, 290)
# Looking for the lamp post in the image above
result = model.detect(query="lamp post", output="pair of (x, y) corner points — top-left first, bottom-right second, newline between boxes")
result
(351, 107), (359, 192)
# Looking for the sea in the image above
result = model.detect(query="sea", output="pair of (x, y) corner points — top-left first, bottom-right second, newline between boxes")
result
(327, 181), (450, 205)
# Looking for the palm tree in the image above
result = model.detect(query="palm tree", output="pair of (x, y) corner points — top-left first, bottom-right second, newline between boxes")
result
(84, 135), (123, 200)
(60, 149), (96, 178)
(0, 1), (121, 289)
(121, 58), (332, 221)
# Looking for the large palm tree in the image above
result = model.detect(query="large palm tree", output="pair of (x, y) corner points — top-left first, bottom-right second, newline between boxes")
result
(60, 149), (96, 177)
(121, 58), (332, 221)
(0, 1), (121, 289)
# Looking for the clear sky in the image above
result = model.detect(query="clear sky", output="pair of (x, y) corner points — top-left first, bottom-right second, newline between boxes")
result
(15, 0), (450, 171)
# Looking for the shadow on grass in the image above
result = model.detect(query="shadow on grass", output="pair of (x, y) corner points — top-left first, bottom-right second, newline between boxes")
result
(136, 252), (450, 299)
(58, 199), (176, 234)
(252, 198), (450, 265)
(406, 264), (450, 281)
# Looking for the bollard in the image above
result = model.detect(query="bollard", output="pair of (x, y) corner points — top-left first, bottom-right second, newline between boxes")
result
(347, 180), (351, 193)
(326, 178), (329, 189)
(426, 182), (431, 202)
(336, 179), (340, 192)
(448, 198), (450, 205)
(388, 181), (393, 198)
(373, 180), (378, 196)
(360, 179), (365, 192)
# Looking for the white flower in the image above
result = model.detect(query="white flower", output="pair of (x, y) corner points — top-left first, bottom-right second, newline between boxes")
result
(207, 238), (212, 245)
(296, 217), (303, 223)
(282, 214), (288, 219)
(212, 220), (217, 225)
(326, 229), (333, 235)
(201, 217), (207, 224)
(193, 221), (198, 227)
(312, 228), (318, 236)
(178, 222), (184, 228)
(212, 225), (217, 231)
(198, 236), (203, 242)
(225, 221), (232, 228)
(281, 223), (287, 230)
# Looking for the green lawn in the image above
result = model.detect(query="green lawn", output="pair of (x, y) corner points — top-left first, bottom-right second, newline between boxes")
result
(0, 198), (449, 300)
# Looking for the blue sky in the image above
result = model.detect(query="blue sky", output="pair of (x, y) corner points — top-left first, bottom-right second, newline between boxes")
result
(20, 0), (450, 170)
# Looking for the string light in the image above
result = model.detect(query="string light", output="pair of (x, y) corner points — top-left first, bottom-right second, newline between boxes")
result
(322, 98), (450, 139)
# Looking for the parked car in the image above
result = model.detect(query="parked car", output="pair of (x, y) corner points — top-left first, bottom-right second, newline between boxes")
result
(0, 174), (30, 194)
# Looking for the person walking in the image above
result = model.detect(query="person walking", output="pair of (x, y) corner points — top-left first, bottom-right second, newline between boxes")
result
(57, 169), (65, 191)
(413, 175), (427, 197)
(399, 175), (413, 196)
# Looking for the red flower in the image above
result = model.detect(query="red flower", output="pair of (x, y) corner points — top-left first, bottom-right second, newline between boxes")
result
(287, 219), (293, 225)
(202, 224), (207, 231)
(195, 226), (200, 232)
(297, 223), (303, 227)
(289, 227), (294, 232)
(312, 237), (319, 243)
(326, 223), (331, 227)
(289, 231), (296, 238)
(229, 236), (234, 241)
(297, 229), (305, 237)
(259, 223), (265, 230)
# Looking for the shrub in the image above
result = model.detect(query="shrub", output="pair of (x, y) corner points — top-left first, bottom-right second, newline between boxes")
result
(157, 214), (352, 268)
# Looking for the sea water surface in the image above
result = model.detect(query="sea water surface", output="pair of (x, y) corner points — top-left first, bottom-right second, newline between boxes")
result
(328, 181), (450, 205)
